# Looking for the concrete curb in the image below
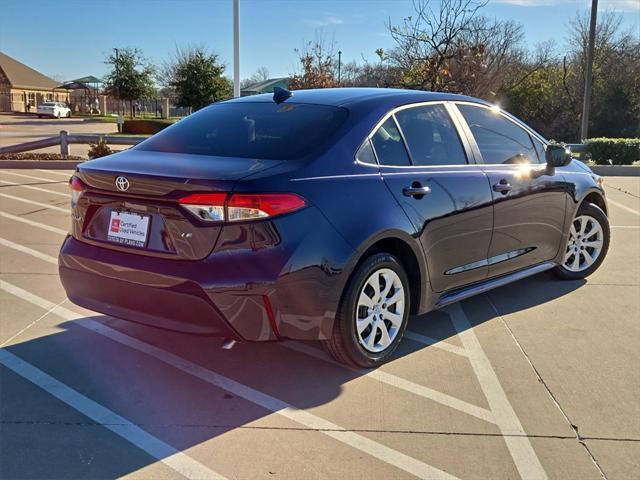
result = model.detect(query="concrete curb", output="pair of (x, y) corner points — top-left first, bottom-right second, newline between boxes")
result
(589, 165), (640, 176)
(0, 160), (84, 170)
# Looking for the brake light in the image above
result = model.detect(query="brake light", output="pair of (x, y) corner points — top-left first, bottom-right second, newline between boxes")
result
(178, 193), (306, 222)
(68, 176), (86, 206)
(227, 194), (306, 221)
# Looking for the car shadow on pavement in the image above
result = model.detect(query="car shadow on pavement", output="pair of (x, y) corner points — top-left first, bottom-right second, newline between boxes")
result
(0, 273), (585, 478)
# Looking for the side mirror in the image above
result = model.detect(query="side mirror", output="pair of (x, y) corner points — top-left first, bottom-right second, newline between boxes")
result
(545, 144), (572, 168)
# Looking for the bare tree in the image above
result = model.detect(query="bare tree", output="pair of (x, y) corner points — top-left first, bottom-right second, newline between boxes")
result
(382, 0), (552, 99)
(240, 66), (271, 89)
(383, 0), (488, 91)
(289, 33), (339, 89)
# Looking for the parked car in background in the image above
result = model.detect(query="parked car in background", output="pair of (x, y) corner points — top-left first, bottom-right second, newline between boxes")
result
(59, 88), (610, 368)
(37, 102), (71, 118)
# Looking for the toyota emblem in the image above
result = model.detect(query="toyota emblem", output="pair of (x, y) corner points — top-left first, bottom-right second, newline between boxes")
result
(115, 176), (130, 192)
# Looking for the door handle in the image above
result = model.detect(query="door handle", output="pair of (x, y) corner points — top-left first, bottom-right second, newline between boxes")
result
(402, 185), (431, 197)
(492, 179), (512, 194)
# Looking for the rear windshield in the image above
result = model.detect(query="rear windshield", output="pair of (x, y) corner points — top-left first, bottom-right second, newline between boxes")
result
(137, 102), (348, 160)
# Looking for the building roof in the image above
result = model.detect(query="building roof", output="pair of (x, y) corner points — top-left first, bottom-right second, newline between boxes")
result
(0, 51), (59, 90)
(242, 77), (289, 94)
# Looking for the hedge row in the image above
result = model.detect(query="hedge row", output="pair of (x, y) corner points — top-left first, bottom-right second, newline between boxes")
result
(122, 119), (174, 135)
(584, 138), (640, 165)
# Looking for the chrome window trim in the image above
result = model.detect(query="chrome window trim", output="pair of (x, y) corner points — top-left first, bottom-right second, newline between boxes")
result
(451, 101), (549, 166)
(355, 100), (477, 169)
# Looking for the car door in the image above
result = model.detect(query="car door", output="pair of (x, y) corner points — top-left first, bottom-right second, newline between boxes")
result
(370, 102), (494, 293)
(453, 102), (569, 278)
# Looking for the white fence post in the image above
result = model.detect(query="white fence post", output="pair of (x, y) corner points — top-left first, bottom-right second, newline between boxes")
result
(59, 130), (69, 159)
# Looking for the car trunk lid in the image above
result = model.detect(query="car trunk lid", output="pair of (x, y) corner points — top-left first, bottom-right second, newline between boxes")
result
(71, 149), (284, 260)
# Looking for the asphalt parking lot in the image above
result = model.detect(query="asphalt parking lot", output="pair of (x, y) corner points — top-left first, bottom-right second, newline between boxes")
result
(0, 169), (638, 480)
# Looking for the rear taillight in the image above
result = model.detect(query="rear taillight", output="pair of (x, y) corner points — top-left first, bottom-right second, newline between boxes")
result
(178, 193), (227, 222)
(178, 193), (306, 222)
(68, 176), (86, 206)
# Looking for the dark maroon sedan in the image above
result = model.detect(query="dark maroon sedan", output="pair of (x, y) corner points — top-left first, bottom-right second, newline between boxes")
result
(59, 88), (609, 367)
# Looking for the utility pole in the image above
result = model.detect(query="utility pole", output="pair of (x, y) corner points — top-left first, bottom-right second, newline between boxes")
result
(580, 0), (598, 141)
(337, 50), (342, 85)
(233, 0), (240, 97)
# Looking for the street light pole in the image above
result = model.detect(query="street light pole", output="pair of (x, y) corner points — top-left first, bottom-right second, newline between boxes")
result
(338, 50), (342, 85)
(114, 48), (120, 116)
(580, 0), (598, 141)
(233, 0), (240, 97)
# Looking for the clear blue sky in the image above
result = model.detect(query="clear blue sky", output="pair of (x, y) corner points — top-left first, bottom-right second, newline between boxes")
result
(1, 0), (638, 83)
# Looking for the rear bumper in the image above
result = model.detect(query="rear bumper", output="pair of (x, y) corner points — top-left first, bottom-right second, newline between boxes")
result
(60, 262), (241, 338)
(58, 207), (355, 341)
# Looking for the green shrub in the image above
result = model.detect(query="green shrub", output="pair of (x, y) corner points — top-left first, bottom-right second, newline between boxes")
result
(584, 138), (640, 165)
(87, 138), (113, 159)
(122, 119), (174, 135)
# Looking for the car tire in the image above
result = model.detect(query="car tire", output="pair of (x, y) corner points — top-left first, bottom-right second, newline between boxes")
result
(66, 111), (71, 118)
(323, 253), (410, 368)
(552, 202), (610, 280)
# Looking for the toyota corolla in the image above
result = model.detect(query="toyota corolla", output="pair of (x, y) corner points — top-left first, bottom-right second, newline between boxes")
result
(59, 88), (609, 367)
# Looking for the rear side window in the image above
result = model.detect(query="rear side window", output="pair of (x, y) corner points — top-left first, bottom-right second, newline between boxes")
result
(394, 105), (467, 166)
(371, 118), (411, 166)
(137, 102), (348, 160)
(356, 139), (377, 164)
(458, 104), (538, 165)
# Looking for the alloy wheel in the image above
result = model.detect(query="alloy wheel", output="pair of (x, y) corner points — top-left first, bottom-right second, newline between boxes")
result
(563, 214), (604, 272)
(355, 268), (405, 353)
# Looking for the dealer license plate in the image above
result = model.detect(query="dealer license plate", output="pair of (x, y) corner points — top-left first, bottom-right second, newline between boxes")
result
(107, 211), (150, 248)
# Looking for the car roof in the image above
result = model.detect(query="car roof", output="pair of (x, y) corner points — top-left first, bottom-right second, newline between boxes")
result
(227, 87), (491, 109)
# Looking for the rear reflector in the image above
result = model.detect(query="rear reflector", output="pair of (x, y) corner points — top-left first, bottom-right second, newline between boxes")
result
(262, 294), (280, 337)
(178, 192), (306, 222)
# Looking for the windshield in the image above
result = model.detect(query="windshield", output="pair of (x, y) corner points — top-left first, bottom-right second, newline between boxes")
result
(137, 102), (348, 160)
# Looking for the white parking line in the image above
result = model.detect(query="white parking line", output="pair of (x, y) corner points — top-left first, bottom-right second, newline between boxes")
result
(448, 303), (547, 480)
(0, 211), (67, 235)
(283, 342), (493, 423)
(0, 210), (495, 426)
(0, 179), (70, 198)
(0, 192), (68, 213)
(607, 198), (640, 217)
(0, 280), (459, 480)
(0, 348), (226, 480)
(611, 225), (640, 229)
(1, 170), (69, 184)
(0, 237), (58, 264)
(36, 169), (74, 178)
(403, 331), (469, 357)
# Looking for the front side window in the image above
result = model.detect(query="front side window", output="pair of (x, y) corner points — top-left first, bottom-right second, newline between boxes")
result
(457, 104), (538, 165)
(138, 102), (348, 160)
(530, 135), (546, 164)
(394, 104), (467, 166)
(370, 117), (411, 166)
